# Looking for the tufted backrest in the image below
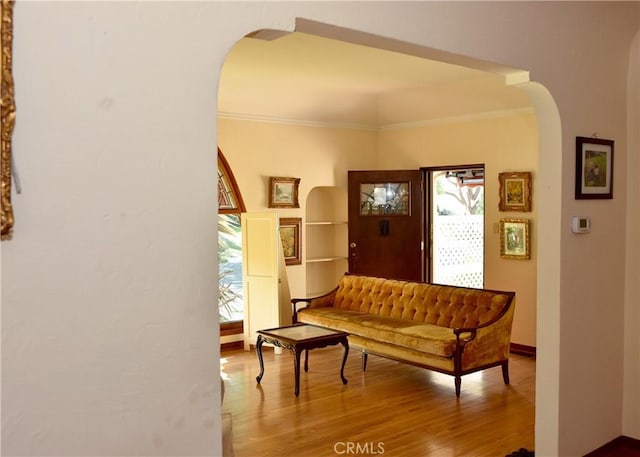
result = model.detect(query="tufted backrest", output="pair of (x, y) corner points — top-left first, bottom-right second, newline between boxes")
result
(333, 275), (514, 329)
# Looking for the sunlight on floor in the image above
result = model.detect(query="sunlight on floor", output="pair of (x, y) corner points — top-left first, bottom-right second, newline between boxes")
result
(429, 370), (484, 391)
(221, 357), (230, 381)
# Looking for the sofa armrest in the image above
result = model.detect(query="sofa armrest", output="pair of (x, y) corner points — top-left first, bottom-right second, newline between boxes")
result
(456, 302), (516, 370)
(453, 328), (477, 347)
(291, 287), (338, 323)
(291, 299), (310, 324)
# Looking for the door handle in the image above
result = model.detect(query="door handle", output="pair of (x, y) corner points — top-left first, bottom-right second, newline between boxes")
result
(350, 242), (357, 248)
(379, 220), (390, 236)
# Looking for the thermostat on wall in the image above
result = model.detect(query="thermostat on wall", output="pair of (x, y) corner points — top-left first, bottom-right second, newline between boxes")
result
(571, 216), (591, 234)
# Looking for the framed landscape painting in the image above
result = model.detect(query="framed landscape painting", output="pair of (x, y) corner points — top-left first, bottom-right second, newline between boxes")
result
(269, 177), (300, 208)
(575, 136), (614, 199)
(279, 217), (301, 265)
(500, 218), (531, 260)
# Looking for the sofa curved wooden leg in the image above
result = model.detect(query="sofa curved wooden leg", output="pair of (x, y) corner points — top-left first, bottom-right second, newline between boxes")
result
(502, 360), (510, 385)
(455, 377), (461, 397)
(361, 351), (368, 371)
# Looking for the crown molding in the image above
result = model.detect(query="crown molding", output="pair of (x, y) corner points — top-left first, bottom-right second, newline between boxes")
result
(217, 107), (535, 132)
(379, 107), (535, 131)
(217, 111), (378, 131)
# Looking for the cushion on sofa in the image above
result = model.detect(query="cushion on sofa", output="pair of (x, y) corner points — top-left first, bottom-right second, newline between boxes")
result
(297, 307), (470, 357)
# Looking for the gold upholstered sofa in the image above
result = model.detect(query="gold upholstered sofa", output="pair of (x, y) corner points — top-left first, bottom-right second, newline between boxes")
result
(292, 274), (515, 397)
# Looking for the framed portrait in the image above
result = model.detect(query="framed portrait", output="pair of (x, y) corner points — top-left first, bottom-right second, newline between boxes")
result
(575, 136), (614, 199)
(500, 218), (531, 260)
(279, 217), (301, 265)
(269, 177), (300, 208)
(498, 172), (532, 212)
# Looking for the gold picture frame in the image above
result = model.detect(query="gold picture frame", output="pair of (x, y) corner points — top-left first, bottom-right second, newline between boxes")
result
(1, 0), (16, 240)
(279, 217), (301, 265)
(268, 177), (300, 208)
(498, 171), (532, 212)
(500, 218), (531, 260)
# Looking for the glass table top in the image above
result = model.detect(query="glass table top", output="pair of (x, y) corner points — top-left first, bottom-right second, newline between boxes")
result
(258, 324), (346, 342)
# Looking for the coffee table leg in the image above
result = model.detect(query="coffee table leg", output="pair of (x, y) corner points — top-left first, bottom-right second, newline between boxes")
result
(293, 347), (302, 396)
(340, 337), (349, 385)
(255, 335), (265, 384)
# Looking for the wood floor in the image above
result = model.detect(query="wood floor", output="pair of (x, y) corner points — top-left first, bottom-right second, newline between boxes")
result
(221, 345), (535, 457)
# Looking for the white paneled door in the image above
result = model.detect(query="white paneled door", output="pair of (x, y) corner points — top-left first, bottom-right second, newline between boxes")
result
(241, 212), (291, 351)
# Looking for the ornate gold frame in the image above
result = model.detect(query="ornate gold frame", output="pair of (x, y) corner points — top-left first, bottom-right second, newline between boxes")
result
(498, 171), (532, 212)
(499, 218), (531, 260)
(1, 0), (15, 239)
(268, 177), (300, 208)
(279, 217), (302, 265)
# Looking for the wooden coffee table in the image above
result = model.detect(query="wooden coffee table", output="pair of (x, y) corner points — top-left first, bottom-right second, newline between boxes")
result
(255, 324), (349, 396)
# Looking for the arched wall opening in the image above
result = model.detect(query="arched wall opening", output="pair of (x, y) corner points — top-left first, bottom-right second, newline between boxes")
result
(218, 17), (562, 455)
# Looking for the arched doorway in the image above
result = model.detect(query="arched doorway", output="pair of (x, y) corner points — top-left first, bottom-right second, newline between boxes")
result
(217, 19), (562, 454)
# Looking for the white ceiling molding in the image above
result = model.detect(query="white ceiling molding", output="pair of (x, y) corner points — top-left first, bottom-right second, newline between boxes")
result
(380, 107), (536, 131)
(218, 107), (535, 132)
(216, 111), (378, 131)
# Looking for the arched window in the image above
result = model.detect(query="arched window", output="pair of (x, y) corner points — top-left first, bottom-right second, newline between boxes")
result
(218, 147), (246, 214)
(218, 148), (245, 329)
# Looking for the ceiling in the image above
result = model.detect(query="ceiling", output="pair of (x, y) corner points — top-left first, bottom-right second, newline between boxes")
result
(218, 32), (531, 129)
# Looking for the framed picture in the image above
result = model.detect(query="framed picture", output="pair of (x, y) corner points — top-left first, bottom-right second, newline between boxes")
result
(498, 172), (532, 212)
(575, 136), (614, 199)
(279, 217), (302, 265)
(500, 218), (531, 260)
(269, 177), (300, 208)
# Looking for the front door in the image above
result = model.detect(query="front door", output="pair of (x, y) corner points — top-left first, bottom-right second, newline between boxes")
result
(348, 170), (423, 281)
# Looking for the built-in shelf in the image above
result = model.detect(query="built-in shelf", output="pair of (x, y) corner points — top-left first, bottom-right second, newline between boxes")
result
(306, 221), (348, 226)
(306, 256), (348, 263)
(305, 187), (348, 296)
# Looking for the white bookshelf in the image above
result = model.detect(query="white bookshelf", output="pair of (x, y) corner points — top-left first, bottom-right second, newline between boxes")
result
(305, 187), (348, 296)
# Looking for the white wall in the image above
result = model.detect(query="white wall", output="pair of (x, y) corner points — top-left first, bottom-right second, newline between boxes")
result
(2, 2), (638, 456)
(218, 117), (376, 297)
(624, 30), (640, 440)
(4, 2), (224, 456)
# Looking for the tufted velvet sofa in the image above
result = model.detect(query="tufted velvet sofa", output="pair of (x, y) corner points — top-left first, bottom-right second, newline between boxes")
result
(292, 274), (515, 397)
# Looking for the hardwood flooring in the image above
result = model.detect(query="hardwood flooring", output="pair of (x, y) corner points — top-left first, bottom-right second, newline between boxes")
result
(221, 346), (535, 457)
